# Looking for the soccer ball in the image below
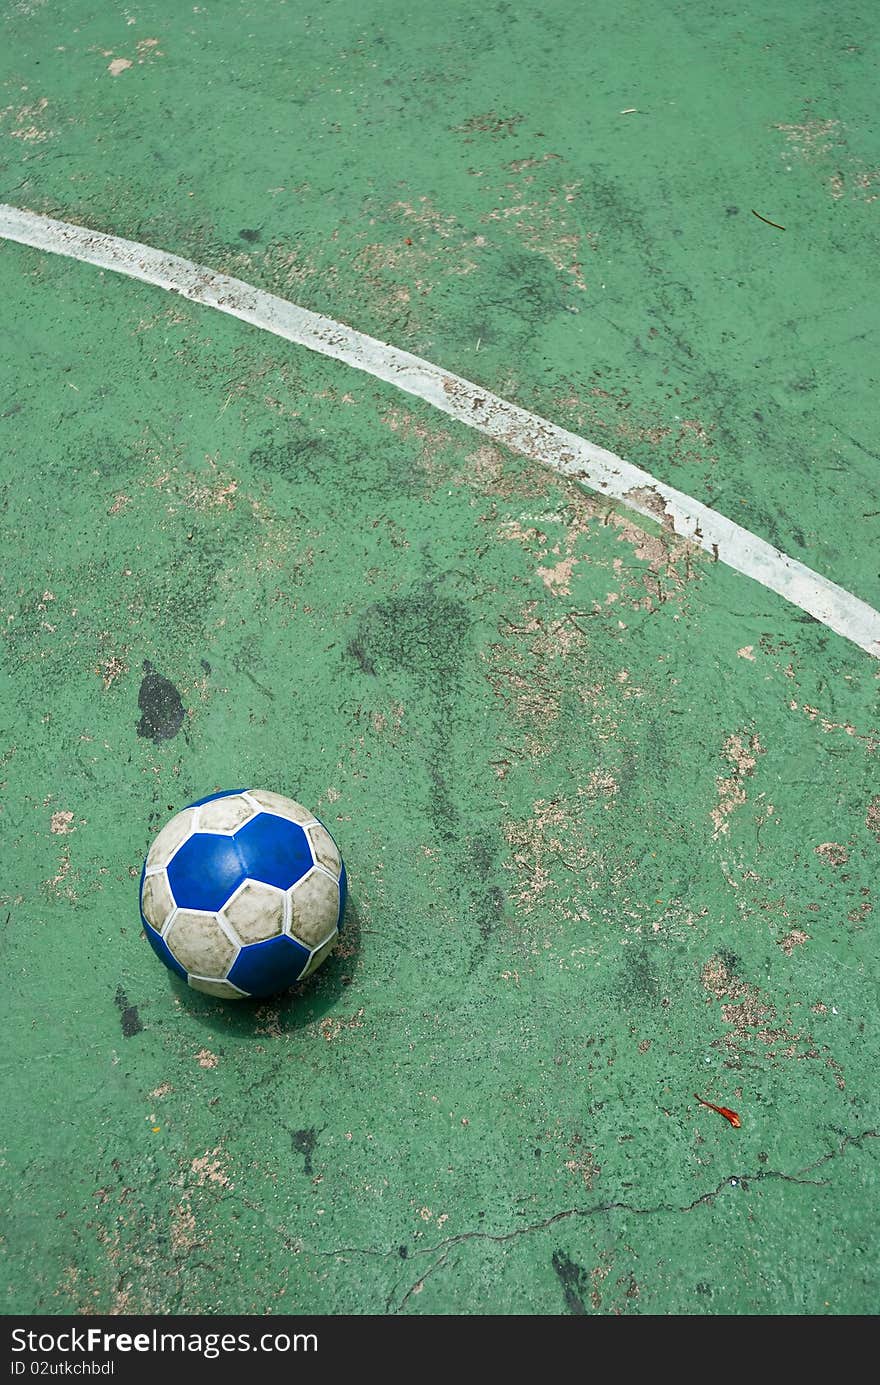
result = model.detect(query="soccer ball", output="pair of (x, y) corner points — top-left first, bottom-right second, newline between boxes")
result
(139, 789), (347, 999)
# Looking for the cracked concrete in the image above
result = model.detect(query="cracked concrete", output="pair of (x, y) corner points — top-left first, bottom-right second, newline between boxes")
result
(375, 1131), (879, 1311)
(326, 1130), (879, 1268)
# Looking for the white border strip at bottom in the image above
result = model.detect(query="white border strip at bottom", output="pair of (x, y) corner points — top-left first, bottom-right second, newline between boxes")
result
(1, 203), (877, 659)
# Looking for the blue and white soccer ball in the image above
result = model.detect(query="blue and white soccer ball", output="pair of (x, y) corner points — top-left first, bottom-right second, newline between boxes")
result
(139, 789), (347, 999)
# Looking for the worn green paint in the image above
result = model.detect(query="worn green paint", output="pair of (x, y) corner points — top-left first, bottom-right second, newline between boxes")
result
(1, 0), (878, 1316)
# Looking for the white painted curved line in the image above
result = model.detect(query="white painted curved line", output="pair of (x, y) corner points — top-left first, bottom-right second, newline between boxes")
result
(1, 202), (878, 659)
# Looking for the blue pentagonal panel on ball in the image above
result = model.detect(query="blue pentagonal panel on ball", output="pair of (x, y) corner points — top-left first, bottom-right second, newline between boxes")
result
(167, 832), (247, 912)
(234, 812), (313, 890)
(227, 934), (311, 996)
(141, 917), (188, 981)
(338, 861), (348, 930)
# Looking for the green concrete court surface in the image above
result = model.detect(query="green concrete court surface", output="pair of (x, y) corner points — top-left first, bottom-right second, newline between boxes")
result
(1, 0), (878, 1316)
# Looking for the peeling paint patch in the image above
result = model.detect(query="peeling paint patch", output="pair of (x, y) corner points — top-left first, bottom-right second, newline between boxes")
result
(536, 556), (577, 594)
(318, 1008), (365, 1042)
(170, 1201), (198, 1254)
(829, 167), (880, 202)
(816, 842), (849, 867)
(3, 96), (52, 143)
(503, 798), (565, 912)
(564, 1151), (600, 1188)
(185, 468), (238, 510)
(701, 954), (842, 1079)
(583, 769), (618, 799)
(774, 118), (842, 160)
(701, 956), (774, 1033)
(190, 1147), (233, 1189)
(483, 179), (592, 289)
(625, 485), (675, 533)
(778, 929), (809, 956)
(504, 153), (563, 174)
(452, 111), (524, 139)
(501, 795), (618, 929)
(96, 654), (127, 690)
(711, 733), (765, 839)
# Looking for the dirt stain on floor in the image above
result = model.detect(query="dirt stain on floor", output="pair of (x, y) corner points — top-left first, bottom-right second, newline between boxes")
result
(137, 661), (185, 743)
